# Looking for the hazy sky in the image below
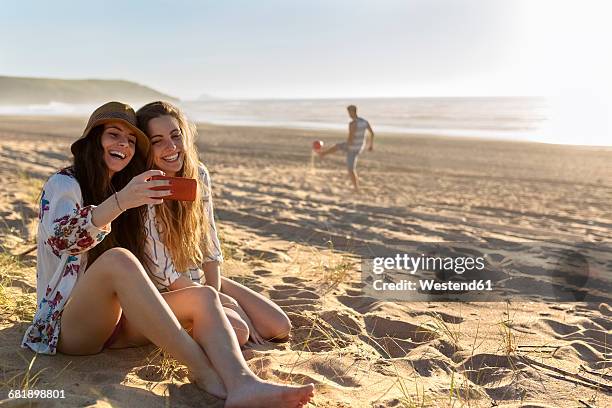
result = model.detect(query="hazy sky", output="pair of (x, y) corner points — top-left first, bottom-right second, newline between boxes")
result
(1, 0), (610, 100)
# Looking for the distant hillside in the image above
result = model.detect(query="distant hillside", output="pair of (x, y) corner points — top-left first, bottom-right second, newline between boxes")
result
(0, 76), (178, 105)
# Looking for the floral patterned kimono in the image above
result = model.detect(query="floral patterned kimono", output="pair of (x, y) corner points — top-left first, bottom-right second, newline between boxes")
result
(21, 168), (110, 354)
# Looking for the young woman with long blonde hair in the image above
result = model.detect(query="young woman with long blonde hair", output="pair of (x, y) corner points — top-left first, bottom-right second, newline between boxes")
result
(135, 101), (292, 346)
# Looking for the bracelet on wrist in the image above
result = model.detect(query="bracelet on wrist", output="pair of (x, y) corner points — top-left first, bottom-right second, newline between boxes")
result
(114, 192), (125, 212)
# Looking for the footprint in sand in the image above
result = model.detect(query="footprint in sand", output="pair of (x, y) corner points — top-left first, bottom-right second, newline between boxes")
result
(272, 284), (316, 291)
(288, 312), (351, 352)
(536, 318), (580, 336)
(271, 286), (321, 313)
(555, 341), (607, 364)
(561, 329), (611, 353)
(353, 315), (442, 359)
(364, 315), (440, 343)
(308, 360), (362, 388)
(281, 276), (307, 284)
(458, 353), (531, 401)
(274, 298), (319, 313)
(268, 288), (320, 300)
(407, 351), (454, 377)
(253, 268), (273, 276)
(318, 310), (362, 335)
(243, 248), (291, 262)
(337, 294), (380, 314)
(359, 334), (418, 358)
(423, 311), (464, 324)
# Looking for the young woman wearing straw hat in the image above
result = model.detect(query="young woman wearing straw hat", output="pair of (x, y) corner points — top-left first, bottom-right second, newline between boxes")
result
(22, 101), (314, 408)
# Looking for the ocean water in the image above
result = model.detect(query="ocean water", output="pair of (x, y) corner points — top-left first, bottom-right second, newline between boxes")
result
(181, 97), (547, 142)
(1, 97), (609, 146)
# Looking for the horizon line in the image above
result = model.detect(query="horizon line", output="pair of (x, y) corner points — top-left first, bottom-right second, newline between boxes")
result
(0, 74), (545, 101)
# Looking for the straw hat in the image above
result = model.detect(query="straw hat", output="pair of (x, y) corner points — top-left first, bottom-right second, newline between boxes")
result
(71, 101), (150, 156)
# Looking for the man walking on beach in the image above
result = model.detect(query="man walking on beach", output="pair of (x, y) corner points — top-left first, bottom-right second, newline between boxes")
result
(318, 105), (374, 191)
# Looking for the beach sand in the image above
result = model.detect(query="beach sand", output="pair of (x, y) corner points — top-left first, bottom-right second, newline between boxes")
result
(0, 116), (610, 407)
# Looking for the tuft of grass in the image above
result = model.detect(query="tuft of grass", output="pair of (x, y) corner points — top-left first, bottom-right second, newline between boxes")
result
(427, 312), (461, 346)
(297, 241), (356, 293)
(0, 253), (36, 322)
(498, 302), (517, 356)
(321, 259), (354, 289)
(365, 334), (434, 407)
(284, 312), (373, 388)
(144, 346), (187, 385)
(499, 321), (516, 355)
(0, 353), (47, 392)
(395, 370), (430, 408)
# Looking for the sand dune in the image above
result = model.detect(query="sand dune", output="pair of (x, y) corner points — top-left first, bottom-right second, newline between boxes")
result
(0, 117), (610, 407)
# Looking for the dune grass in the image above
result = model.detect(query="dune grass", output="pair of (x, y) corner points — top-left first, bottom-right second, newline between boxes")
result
(0, 252), (36, 322)
(144, 346), (187, 386)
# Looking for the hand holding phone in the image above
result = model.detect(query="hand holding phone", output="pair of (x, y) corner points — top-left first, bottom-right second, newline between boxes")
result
(150, 175), (197, 201)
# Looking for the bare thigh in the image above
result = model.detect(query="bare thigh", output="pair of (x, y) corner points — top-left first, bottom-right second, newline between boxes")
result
(57, 251), (127, 355)
(107, 288), (249, 349)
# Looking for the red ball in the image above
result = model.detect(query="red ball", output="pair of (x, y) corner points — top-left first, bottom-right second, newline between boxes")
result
(312, 140), (324, 151)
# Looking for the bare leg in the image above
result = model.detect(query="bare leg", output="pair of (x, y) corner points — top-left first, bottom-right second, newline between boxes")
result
(156, 288), (314, 408)
(220, 276), (291, 341)
(222, 307), (250, 346)
(109, 304), (250, 348)
(318, 143), (340, 158)
(59, 248), (314, 407)
(348, 169), (359, 191)
(58, 248), (226, 397)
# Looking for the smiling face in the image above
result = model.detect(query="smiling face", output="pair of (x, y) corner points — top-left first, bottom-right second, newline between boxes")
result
(100, 121), (137, 177)
(147, 115), (185, 176)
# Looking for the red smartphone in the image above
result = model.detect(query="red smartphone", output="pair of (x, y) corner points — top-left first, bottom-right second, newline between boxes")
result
(150, 176), (197, 201)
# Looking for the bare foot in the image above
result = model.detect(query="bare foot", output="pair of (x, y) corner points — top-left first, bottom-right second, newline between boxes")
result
(226, 379), (314, 408)
(192, 371), (227, 399)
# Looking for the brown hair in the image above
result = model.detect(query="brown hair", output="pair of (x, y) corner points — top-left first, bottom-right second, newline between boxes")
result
(71, 125), (148, 267)
(136, 101), (210, 272)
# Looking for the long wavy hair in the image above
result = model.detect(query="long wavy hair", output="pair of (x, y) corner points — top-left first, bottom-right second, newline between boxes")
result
(136, 101), (210, 272)
(71, 125), (148, 268)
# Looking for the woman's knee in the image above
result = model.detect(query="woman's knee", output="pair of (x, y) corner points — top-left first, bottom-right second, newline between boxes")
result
(87, 247), (143, 280)
(229, 315), (250, 346)
(97, 247), (140, 269)
(188, 285), (220, 310)
(260, 311), (291, 342)
(271, 313), (292, 342)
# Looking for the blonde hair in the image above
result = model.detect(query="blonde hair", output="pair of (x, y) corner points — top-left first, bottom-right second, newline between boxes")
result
(136, 101), (211, 272)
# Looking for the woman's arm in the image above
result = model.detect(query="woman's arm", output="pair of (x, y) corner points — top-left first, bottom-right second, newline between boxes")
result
(90, 192), (125, 228)
(42, 169), (171, 257)
(91, 169), (172, 229)
(167, 275), (199, 291)
(199, 164), (224, 289)
(143, 204), (184, 290)
(40, 174), (111, 256)
(202, 261), (221, 291)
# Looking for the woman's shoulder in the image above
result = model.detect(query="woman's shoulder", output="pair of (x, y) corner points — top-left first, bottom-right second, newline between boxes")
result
(197, 161), (209, 175)
(197, 162), (211, 185)
(45, 167), (80, 191)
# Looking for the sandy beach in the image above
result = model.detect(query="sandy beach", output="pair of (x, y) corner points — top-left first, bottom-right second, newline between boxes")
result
(0, 115), (611, 407)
